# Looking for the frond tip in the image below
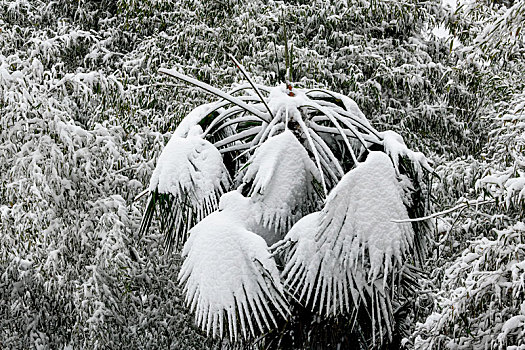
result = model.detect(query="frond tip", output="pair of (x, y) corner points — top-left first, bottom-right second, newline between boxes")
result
(179, 191), (290, 341)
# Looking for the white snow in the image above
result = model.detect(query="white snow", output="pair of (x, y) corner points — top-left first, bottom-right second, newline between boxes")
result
(498, 315), (525, 344)
(243, 130), (320, 243)
(381, 130), (433, 175)
(432, 25), (450, 39)
(282, 151), (414, 315)
(172, 103), (215, 138)
(443, 0), (457, 11)
(178, 191), (289, 340)
(148, 131), (230, 205)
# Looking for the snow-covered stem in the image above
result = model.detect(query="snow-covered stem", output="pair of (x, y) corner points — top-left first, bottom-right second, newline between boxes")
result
(228, 54), (274, 119)
(159, 68), (270, 123)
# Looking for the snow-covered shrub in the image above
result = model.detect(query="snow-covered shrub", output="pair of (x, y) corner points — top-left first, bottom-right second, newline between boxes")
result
(2, 0), (512, 348)
(414, 222), (525, 349)
(140, 66), (432, 348)
(477, 90), (525, 214)
(411, 2), (525, 348)
(0, 1), (210, 348)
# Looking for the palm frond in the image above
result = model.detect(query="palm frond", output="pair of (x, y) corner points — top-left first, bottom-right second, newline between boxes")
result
(140, 132), (230, 250)
(145, 66), (433, 348)
(279, 152), (415, 346)
(178, 191), (289, 341)
(381, 130), (433, 176)
(242, 130), (322, 244)
(228, 54), (274, 119)
(159, 68), (270, 123)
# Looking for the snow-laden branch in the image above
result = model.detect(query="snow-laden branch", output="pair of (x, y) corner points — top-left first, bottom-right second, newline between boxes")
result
(228, 54), (274, 119)
(391, 199), (496, 223)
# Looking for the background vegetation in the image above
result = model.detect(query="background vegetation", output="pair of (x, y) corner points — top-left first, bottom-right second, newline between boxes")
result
(0, 0), (524, 348)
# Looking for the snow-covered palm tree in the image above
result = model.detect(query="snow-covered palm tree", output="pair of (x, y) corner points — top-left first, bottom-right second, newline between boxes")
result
(140, 59), (432, 348)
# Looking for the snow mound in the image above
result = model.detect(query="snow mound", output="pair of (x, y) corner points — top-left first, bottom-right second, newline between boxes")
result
(281, 151), (414, 317)
(179, 191), (289, 340)
(243, 130), (320, 244)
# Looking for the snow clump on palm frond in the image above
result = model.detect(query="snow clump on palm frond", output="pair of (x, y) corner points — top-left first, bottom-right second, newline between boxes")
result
(179, 191), (289, 341)
(280, 151), (414, 343)
(140, 121), (230, 251)
(242, 130), (321, 244)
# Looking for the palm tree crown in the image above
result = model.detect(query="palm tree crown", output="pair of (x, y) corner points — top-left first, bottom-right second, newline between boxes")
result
(140, 64), (432, 348)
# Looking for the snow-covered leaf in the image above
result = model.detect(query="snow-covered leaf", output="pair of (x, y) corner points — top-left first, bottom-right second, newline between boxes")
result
(141, 126), (230, 250)
(179, 191), (289, 340)
(280, 151), (414, 343)
(243, 130), (321, 244)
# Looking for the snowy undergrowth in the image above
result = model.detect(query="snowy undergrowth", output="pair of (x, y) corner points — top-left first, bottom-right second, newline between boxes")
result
(0, 0), (210, 348)
(411, 2), (525, 347)
(2, 0), (518, 348)
(415, 222), (525, 349)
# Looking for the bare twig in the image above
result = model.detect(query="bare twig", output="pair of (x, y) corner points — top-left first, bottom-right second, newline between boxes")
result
(282, 10), (292, 83)
(392, 199), (496, 223)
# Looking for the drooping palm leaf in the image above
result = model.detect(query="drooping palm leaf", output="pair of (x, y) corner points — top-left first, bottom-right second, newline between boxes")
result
(140, 125), (230, 250)
(279, 151), (415, 346)
(178, 191), (289, 341)
(241, 130), (322, 244)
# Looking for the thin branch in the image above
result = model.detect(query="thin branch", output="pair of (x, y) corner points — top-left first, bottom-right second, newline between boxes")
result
(214, 126), (262, 148)
(313, 97), (382, 139)
(255, 109), (282, 146)
(214, 115), (261, 132)
(308, 128), (345, 178)
(303, 102), (359, 165)
(392, 199), (496, 223)
(202, 106), (245, 137)
(311, 124), (381, 145)
(218, 143), (252, 154)
(273, 39), (281, 82)
(282, 9), (292, 83)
